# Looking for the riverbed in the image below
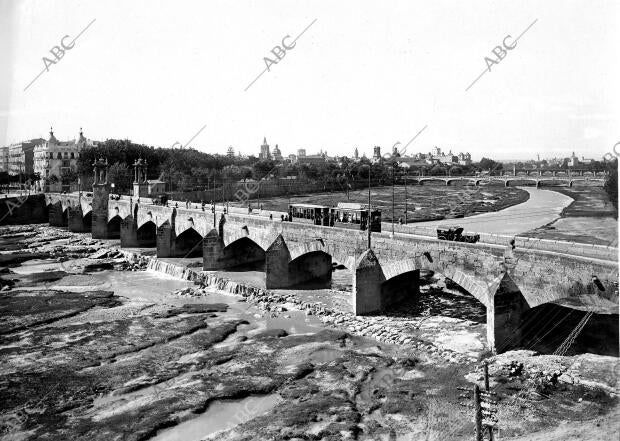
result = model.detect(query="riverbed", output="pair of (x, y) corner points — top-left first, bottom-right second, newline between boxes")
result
(0, 225), (617, 441)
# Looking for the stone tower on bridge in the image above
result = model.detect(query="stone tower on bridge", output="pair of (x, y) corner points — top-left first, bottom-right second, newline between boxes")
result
(133, 158), (149, 198)
(91, 158), (109, 239)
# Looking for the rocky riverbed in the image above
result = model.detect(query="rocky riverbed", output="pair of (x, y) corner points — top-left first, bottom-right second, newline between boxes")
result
(1, 224), (618, 440)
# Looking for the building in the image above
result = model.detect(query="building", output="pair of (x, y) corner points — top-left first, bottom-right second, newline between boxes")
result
(297, 148), (307, 158)
(297, 154), (326, 166)
(373, 146), (381, 161)
(569, 151), (579, 167)
(457, 152), (472, 166)
(33, 127), (97, 192)
(8, 138), (45, 175)
(354, 147), (359, 160)
(424, 146), (471, 165)
(272, 144), (283, 161)
(226, 146), (234, 157)
(259, 137), (271, 160)
(0, 146), (8, 173)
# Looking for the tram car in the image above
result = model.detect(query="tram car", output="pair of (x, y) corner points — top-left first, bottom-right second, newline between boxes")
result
(331, 202), (381, 232)
(287, 202), (382, 232)
(436, 225), (480, 243)
(288, 203), (332, 226)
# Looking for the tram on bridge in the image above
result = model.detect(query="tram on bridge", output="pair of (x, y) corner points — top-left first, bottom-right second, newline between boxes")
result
(288, 202), (381, 232)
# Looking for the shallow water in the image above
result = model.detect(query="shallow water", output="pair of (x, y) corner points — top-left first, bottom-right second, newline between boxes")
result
(151, 394), (282, 441)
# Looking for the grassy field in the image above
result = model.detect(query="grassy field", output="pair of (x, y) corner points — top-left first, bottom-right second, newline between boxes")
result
(230, 183), (529, 223)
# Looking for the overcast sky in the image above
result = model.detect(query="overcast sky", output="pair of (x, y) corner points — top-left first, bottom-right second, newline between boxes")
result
(1, 0), (618, 160)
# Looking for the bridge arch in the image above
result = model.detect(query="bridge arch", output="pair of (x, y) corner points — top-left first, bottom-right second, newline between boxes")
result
(221, 236), (266, 269)
(174, 227), (203, 258)
(537, 179), (570, 188)
(418, 178), (448, 186)
(288, 250), (333, 287)
(107, 214), (123, 239)
(504, 178), (538, 187)
(136, 220), (157, 247)
(446, 178), (477, 186)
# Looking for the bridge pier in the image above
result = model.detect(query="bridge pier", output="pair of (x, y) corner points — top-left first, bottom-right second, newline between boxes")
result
(91, 185), (110, 239)
(67, 205), (91, 232)
(353, 249), (386, 315)
(202, 229), (224, 270)
(265, 235), (292, 289)
(352, 249), (420, 315)
(487, 273), (530, 353)
(121, 216), (139, 247)
(156, 221), (174, 257)
(49, 202), (67, 227)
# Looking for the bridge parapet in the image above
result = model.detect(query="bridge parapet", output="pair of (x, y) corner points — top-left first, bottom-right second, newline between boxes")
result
(387, 223), (617, 262)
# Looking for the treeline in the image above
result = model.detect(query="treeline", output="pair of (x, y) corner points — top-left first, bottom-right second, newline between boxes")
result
(74, 139), (509, 193)
(76, 139), (258, 193)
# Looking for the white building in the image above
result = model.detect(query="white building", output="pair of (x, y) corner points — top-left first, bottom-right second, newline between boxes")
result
(33, 128), (97, 192)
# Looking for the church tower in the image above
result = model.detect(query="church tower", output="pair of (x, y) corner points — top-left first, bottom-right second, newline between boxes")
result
(259, 137), (271, 159)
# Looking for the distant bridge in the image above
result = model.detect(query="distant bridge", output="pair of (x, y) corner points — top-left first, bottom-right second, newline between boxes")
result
(410, 172), (606, 187)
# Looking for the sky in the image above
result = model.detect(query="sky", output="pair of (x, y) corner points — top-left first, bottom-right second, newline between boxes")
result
(1, 0), (618, 161)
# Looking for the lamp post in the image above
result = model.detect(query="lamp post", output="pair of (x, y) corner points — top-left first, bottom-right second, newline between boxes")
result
(391, 154), (400, 235)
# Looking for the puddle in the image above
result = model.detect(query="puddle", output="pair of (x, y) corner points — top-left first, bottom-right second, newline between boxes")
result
(9, 259), (63, 274)
(151, 394), (282, 441)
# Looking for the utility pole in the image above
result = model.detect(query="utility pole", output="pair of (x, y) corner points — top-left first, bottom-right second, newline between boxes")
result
(474, 384), (483, 441)
(404, 174), (407, 224)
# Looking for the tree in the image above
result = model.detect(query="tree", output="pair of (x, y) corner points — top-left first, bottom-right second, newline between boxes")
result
(477, 157), (503, 174)
(448, 166), (462, 176)
(429, 164), (446, 176)
(252, 160), (276, 180)
(61, 169), (78, 184)
(108, 162), (132, 193)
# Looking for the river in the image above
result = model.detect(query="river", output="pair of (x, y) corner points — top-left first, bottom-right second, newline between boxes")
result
(410, 187), (574, 235)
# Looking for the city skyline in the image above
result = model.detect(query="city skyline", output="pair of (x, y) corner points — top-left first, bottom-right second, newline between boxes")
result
(1, 129), (604, 165)
(1, 0), (618, 161)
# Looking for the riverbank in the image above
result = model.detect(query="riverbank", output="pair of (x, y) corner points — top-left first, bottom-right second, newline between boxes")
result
(522, 187), (618, 246)
(1, 224), (618, 440)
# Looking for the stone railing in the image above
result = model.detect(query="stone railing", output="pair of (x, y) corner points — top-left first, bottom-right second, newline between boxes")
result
(381, 222), (617, 262)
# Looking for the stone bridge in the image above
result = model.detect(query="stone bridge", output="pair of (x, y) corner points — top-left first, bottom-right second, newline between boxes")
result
(34, 191), (619, 353)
